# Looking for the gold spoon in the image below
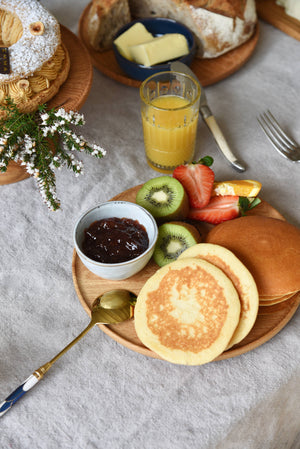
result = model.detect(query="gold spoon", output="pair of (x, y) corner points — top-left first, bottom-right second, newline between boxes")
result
(0, 289), (136, 417)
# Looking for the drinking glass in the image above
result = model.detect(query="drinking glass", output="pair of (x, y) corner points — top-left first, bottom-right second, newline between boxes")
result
(140, 71), (201, 173)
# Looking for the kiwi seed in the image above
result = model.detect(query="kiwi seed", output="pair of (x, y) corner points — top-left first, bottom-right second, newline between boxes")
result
(153, 222), (201, 267)
(136, 176), (189, 222)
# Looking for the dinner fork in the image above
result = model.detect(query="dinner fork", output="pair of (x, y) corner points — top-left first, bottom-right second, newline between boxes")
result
(257, 110), (300, 162)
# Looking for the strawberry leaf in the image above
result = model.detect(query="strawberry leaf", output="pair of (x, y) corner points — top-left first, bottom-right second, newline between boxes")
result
(248, 197), (262, 209)
(238, 196), (261, 215)
(192, 155), (214, 167)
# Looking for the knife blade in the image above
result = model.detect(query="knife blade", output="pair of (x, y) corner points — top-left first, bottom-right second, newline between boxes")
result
(170, 61), (246, 172)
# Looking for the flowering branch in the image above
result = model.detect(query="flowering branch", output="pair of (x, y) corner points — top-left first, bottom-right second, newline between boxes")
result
(0, 99), (106, 210)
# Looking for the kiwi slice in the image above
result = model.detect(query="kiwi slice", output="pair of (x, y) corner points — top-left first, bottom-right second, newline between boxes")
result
(153, 222), (201, 267)
(136, 176), (189, 223)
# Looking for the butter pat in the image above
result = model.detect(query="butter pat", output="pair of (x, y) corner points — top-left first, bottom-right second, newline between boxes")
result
(114, 23), (154, 60)
(129, 33), (189, 67)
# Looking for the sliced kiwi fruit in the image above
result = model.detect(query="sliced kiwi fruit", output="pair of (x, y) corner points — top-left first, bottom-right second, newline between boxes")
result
(136, 176), (189, 223)
(153, 222), (201, 267)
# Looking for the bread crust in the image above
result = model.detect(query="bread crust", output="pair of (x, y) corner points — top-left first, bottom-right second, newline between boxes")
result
(85, 0), (257, 57)
(87, 0), (131, 51)
(188, 0), (248, 20)
(128, 0), (257, 58)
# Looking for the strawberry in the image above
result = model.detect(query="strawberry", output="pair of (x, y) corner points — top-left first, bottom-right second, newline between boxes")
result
(173, 156), (215, 209)
(188, 196), (261, 225)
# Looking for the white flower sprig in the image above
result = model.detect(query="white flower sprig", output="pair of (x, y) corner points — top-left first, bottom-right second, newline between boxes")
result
(0, 99), (106, 210)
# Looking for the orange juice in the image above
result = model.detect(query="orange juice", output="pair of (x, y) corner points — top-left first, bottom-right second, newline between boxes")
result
(141, 95), (199, 173)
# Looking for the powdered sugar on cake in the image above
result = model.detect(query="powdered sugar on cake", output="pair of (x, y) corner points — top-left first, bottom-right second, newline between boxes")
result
(0, 0), (60, 82)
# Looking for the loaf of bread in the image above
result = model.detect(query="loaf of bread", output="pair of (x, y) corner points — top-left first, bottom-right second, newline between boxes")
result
(128, 0), (257, 58)
(87, 0), (131, 51)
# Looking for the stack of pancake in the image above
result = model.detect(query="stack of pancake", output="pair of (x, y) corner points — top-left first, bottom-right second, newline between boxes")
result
(134, 215), (300, 365)
(206, 216), (300, 306)
(134, 242), (260, 365)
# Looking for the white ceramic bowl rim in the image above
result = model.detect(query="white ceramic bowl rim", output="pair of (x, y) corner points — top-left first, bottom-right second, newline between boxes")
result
(73, 201), (158, 267)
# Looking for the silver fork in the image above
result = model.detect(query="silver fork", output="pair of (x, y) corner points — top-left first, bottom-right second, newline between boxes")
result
(257, 110), (300, 162)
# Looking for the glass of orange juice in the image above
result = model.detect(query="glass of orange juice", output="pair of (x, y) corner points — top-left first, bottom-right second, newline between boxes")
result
(140, 71), (200, 173)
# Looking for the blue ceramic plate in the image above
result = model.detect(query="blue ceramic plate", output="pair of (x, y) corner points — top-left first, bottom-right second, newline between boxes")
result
(112, 17), (197, 81)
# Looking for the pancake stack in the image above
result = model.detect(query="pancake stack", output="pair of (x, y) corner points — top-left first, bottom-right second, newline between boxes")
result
(134, 252), (255, 365)
(178, 244), (259, 349)
(206, 216), (300, 306)
(134, 215), (300, 365)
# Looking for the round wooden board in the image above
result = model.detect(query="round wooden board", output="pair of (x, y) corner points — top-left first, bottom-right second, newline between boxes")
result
(72, 184), (300, 363)
(78, 2), (259, 88)
(0, 25), (93, 186)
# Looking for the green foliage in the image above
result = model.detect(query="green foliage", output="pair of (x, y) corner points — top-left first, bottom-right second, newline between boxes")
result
(0, 99), (106, 210)
(239, 196), (261, 215)
(193, 155), (214, 166)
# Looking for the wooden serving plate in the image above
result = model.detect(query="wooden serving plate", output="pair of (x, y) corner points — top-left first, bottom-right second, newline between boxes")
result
(78, 2), (259, 88)
(256, 0), (300, 41)
(72, 185), (300, 363)
(0, 25), (93, 186)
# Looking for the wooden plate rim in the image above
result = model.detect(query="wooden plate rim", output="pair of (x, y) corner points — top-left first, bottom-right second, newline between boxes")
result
(256, 0), (300, 41)
(78, 2), (259, 88)
(72, 184), (300, 363)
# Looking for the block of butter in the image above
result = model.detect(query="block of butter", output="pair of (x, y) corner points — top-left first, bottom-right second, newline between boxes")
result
(114, 23), (154, 60)
(129, 33), (189, 67)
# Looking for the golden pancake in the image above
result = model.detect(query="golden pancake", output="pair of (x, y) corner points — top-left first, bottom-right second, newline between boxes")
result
(259, 291), (298, 301)
(134, 258), (240, 365)
(206, 216), (300, 297)
(259, 292), (296, 306)
(178, 243), (259, 348)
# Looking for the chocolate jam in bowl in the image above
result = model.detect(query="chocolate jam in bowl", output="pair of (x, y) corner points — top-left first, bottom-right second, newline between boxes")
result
(82, 217), (149, 264)
(73, 201), (158, 280)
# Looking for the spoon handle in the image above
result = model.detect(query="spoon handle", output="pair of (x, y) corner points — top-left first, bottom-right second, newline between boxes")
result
(0, 320), (95, 417)
(0, 374), (40, 417)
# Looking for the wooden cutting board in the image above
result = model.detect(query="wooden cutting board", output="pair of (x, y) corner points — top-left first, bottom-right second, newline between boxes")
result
(72, 185), (300, 364)
(256, 0), (300, 40)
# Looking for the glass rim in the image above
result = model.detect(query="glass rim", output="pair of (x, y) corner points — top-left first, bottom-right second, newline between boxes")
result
(139, 70), (201, 110)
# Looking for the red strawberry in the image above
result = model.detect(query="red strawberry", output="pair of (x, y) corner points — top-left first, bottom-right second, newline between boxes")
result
(173, 156), (215, 209)
(188, 196), (261, 225)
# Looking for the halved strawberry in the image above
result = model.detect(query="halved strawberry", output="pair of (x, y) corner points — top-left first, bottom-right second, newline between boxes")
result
(188, 196), (261, 225)
(173, 156), (215, 209)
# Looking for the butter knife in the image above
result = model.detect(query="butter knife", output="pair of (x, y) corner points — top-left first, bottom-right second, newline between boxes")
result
(170, 61), (246, 172)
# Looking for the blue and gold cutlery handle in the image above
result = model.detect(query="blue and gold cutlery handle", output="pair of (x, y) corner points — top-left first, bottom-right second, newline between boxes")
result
(0, 293), (132, 417)
(0, 320), (93, 417)
(0, 373), (40, 417)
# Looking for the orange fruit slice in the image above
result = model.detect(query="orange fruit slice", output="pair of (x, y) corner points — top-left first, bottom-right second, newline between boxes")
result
(212, 180), (262, 197)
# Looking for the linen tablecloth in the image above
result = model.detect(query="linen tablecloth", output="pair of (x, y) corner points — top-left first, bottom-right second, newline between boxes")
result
(1, 1), (300, 448)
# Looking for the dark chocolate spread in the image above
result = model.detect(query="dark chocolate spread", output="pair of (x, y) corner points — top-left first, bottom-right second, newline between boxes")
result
(82, 217), (149, 264)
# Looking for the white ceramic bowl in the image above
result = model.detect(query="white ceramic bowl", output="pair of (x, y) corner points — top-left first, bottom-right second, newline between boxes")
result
(73, 201), (158, 280)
